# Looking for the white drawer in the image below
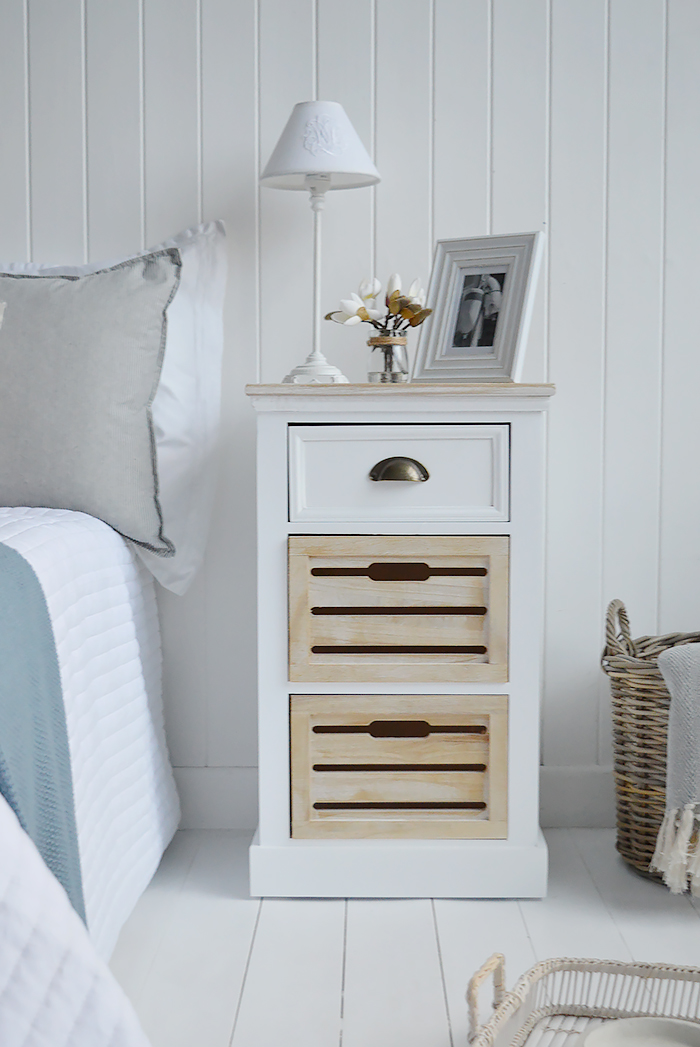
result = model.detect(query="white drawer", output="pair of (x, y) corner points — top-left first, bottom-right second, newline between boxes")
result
(288, 424), (509, 523)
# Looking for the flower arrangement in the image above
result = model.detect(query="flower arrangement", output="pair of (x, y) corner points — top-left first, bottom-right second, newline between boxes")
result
(325, 274), (432, 335)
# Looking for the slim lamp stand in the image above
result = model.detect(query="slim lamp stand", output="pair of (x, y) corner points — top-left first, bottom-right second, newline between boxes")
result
(282, 181), (349, 384)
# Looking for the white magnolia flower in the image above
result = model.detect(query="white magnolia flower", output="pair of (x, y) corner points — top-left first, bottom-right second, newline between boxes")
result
(407, 278), (426, 308)
(358, 277), (382, 302)
(339, 290), (387, 324)
(386, 273), (402, 297)
(340, 292), (366, 316)
(332, 311), (363, 325)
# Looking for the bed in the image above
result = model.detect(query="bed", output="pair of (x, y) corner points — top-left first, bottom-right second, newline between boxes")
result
(0, 506), (180, 959)
(0, 222), (227, 1043)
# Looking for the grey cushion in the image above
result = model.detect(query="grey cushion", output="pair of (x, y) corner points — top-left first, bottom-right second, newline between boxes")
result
(0, 250), (181, 554)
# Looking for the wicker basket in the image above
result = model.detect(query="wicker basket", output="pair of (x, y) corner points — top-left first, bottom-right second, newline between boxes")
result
(601, 599), (700, 878)
(468, 954), (700, 1047)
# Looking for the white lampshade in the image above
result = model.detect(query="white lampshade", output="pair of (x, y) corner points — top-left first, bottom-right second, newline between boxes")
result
(260, 101), (380, 190)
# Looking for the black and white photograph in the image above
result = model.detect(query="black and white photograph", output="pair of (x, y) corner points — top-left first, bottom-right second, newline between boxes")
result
(412, 232), (543, 382)
(450, 271), (507, 351)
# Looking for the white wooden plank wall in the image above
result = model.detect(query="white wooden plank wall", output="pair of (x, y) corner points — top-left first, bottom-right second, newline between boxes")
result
(0, 0), (697, 827)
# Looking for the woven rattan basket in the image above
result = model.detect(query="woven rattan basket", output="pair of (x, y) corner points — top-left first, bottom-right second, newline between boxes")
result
(468, 954), (700, 1047)
(601, 599), (700, 878)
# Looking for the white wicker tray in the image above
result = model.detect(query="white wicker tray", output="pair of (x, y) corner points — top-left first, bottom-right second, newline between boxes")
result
(467, 956), (700, 1047)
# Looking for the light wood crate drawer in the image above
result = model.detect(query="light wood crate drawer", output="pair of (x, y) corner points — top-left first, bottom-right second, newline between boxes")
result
(288, 424), (509, 523)
(288, 535), (509, 683)
(290, 694), (508, 839)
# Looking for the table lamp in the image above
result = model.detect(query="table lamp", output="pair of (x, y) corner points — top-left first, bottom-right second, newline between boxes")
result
(260, 101), (380, 383)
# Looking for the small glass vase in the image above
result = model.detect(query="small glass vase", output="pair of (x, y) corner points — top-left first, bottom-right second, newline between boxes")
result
(367, 335), (409, 383)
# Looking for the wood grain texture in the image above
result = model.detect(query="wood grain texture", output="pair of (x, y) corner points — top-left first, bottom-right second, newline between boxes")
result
(291, 693), (508, 839)
(288, 535), (509, 683)
(246, 382), (556, 398)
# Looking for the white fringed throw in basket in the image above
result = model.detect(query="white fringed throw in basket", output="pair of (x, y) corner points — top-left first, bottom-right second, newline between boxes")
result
(650, 643), (700, 893)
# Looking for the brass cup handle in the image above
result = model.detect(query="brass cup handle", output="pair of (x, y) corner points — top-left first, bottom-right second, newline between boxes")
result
(369, 456), (430, 482)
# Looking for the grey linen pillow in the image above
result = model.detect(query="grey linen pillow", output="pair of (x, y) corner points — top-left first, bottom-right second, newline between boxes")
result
(0, 250), (181, 554)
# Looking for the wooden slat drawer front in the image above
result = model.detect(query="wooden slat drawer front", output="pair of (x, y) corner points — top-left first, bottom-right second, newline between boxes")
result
(289, 535), (509, 683)
(290, 694), (508, 840)
(288, 423), (510, 523)
(311, 771), (486, 805)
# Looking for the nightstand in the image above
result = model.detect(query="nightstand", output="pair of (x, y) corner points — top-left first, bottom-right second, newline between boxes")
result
(245, 383), (554, 898)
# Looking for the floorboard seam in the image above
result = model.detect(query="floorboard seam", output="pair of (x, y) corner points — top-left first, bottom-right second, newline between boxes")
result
(432, 898), (454, 1047)
(515, 898), (539, 966)
(125, 831), (202, 1007)
(339, 899), (348, 1047)
(227, 897), (263, 1047)
(568, 828), (634, 962)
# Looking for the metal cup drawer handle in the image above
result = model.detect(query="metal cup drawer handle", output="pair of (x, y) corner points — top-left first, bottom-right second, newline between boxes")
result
(369, 456), (429, 482)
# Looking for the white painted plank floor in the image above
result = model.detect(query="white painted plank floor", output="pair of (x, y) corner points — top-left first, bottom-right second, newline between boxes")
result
(110, 829), (700, 1047)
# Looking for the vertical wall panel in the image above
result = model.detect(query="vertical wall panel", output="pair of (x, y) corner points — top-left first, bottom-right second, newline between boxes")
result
(85, 0), (142, 259)
(0, 2), (30, 257)
(543, 0), (607, 768)
(317, 0), (375, 384)
(258, 0), (315, 383)
(28, 0), (85, 262)
(433, 0), (490, 243)
(602, 0), (665, 635)
(158, 578), (208, 768)
(491, 0), (548, 383)
(375, 0), (432, 309)
(144, 0), (204, 766)
(659, 0), (700, 632)
(491, 0), (547, 233)
(143, 0), (200, 245)
(202, 0), (260, 768)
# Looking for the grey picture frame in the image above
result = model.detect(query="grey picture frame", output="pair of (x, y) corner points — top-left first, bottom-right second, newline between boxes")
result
(411, 232), (544, 383)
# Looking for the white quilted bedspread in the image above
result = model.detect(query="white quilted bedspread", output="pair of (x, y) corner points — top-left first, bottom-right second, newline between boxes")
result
(0, 508), (180, 959)
(0, 792), (150, 1047)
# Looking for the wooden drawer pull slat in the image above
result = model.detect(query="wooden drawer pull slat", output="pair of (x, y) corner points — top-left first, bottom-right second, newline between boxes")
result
(311, 644), (488, 655)
(312, 763), (487, 773)
(310, 605), (487, 616)
(313, 801), (488, 811)
(312, 721), (488, 737)
(310, 563), (488, 580)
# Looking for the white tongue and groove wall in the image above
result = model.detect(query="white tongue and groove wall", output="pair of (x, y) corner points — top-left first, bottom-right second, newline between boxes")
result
(1, 0), (697, 829)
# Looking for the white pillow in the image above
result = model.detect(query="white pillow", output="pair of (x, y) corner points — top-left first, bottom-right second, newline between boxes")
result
(0, 221), (227, 594)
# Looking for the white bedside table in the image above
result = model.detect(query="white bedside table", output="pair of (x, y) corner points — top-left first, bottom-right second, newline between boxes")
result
(245, 382), (554, 898)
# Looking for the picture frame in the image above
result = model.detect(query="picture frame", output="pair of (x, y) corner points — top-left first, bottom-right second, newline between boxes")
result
(411, 232), (543, 383)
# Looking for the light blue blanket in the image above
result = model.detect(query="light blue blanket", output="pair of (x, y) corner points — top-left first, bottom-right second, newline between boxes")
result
(0, 541), (85, 921)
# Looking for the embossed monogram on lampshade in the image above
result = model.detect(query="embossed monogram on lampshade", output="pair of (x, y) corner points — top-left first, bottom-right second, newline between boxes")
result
(260, 101), (380, 190)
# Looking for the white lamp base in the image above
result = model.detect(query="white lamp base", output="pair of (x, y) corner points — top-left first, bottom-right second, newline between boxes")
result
(281, 350), (349, 384)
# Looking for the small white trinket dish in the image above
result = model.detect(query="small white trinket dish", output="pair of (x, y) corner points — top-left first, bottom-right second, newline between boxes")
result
(583, 1018), (700, 1047)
